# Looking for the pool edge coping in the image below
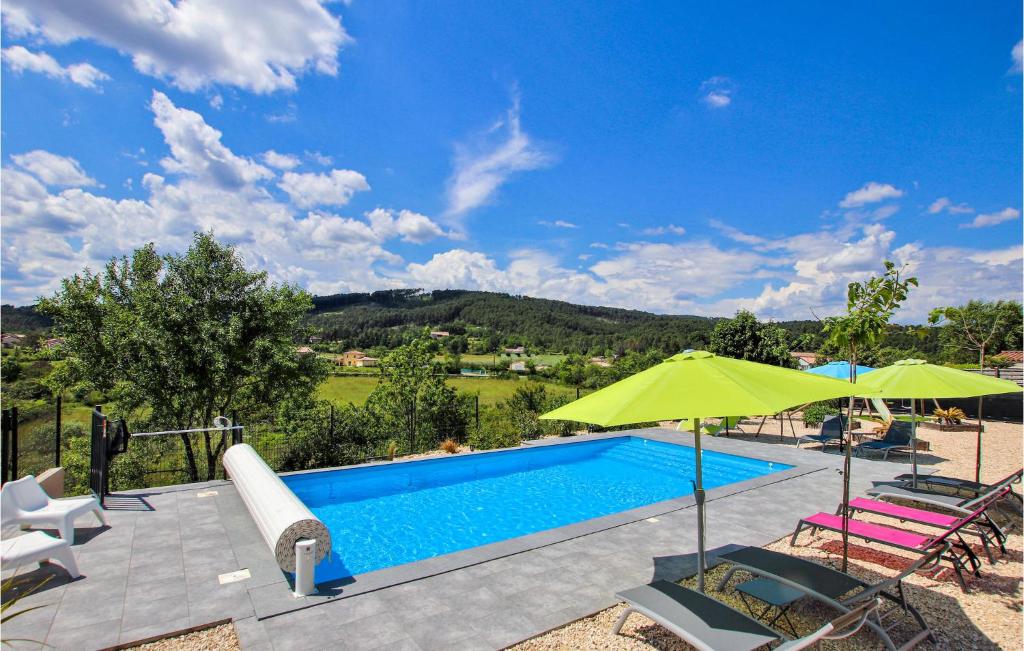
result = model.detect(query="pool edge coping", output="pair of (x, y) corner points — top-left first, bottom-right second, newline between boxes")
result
(244, 428), (828, 621)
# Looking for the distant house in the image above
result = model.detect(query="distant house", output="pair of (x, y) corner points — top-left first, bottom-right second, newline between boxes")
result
(308, 336), (323, 344)
(295, 346), (315, 355)
(503, 346), (526, 355)
(461, 368), (488, 377)
(337, 350), (370, 367)
(43, 337), (64, 349)
(535, 364), (552, 371)
(790, 351), (817, 369)
(429, 331), (450, 339)
(589, 356), (611, 368)
(509, 361), (528, 372)
(356, 356), (379, 368)
(1, 333), (25, 347)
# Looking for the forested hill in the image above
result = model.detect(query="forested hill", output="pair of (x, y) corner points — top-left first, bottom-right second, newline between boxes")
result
(1, 304), (53, 333)
(308, 289), (824, 354)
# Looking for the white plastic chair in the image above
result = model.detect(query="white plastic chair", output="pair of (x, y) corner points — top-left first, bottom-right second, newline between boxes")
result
(1, 476), (107, 544)
(1, 531), (81, 578)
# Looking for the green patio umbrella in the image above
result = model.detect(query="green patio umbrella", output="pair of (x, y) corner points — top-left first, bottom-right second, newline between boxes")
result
(540, 350), (860, 591)
(855, 359), (1021, 485)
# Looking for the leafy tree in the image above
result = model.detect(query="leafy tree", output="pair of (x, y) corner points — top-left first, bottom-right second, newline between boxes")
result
(38, 232), (326, 481)
(822, 260), (917, 572)
(929, 300), (1023, 365)
(708, 310), (794, 367)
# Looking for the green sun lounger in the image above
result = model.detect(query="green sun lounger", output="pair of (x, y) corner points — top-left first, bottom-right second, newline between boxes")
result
(613, 579), (879, 651)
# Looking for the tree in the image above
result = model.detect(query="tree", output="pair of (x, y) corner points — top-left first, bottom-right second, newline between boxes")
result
(39, 232), (326, 481)
(928, 300), (1024, 483)
(822, 260), (917, 571)
(708, 310), (794, 367)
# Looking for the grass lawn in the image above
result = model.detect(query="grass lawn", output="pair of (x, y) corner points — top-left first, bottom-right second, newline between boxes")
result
(317, 375), (578, 406)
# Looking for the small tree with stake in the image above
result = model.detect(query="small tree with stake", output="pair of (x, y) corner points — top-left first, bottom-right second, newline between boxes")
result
(822, 260), (917, 572)
(928, 300), (1023, 483)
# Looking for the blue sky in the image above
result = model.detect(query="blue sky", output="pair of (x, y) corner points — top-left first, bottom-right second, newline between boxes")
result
(2, 1), (1021, 321)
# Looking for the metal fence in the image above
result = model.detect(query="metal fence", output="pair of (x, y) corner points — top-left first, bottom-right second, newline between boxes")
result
(1, 398), (64, 484)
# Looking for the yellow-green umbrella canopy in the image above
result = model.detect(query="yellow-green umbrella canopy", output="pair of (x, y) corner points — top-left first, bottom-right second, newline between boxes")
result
(854, 358), (1021, 483)
(541, 350), (863, 426)
(540, 350), (862, 591)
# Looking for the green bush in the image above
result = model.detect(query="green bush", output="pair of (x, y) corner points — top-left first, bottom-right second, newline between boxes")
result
(802, 401), (841, 427)
(469, 407), (522, 450)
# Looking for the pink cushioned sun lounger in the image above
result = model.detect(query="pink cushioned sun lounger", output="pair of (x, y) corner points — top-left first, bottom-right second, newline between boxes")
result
(801, 513), (933, 549)
(848, 498), (958, 528)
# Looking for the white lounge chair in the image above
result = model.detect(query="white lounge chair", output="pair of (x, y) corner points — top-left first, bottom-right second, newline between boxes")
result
(1, 476), (107, 544)
(1, 531), (81, 578)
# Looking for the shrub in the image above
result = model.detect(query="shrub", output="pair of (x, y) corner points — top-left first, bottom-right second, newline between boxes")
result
(439, 438), (459, 454)
(470, 407), (522, 450)
(802, 401), (841, 427)
(934, 407), (966, 425)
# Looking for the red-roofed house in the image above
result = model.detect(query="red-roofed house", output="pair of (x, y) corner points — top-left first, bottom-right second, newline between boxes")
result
(790, 351), (818, 369)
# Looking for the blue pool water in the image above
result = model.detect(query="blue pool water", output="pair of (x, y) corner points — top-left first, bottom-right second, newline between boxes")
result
(283, 436), (789, 580)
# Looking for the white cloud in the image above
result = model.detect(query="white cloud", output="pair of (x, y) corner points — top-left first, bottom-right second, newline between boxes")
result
(11, 150), (97, 186)
(538, 220), (578, 229)
(1, 0), (350, 93)
(1, 45), (108, 88)
(1012, 40), (1023, 74)
(262, 150), (300, 170)
(641, 224), (686, 236)
(700, 77), (735, 108)
(305, 150), (333, 166)
(366, 208), (447, 244)
(928, 197), (974, 215)
(445, 92), (552, 220)
(278, 170), (370, 208)
(150, 91), (273, 189)
(209, 94), (224, 110)
(839, 182), (903, 208)
(960, 207), (1020, 229)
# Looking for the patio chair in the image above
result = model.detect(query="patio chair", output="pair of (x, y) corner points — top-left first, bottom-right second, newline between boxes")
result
(796, 414), (846, 451)
(845, 492), (1008, 562)
(1, 531), (81, 578)
(613, 579), (880, 651)
(790, 499), (993, 591)
(1, 475), (107, 544)
(703, 416), (746, 437)
(868, 472), (1023, 520)
(715, 545), (938, 650)
(853, 420), (913, 460)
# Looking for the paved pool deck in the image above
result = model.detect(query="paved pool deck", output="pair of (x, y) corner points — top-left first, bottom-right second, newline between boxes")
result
(1, 428), (920, 650)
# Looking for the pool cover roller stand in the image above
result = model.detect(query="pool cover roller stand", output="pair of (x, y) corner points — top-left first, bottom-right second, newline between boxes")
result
(224, 443), (331, 596)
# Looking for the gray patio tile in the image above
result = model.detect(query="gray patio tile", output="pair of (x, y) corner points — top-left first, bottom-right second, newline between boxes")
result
(127, 558), (185, 583)
(49, 597), (124, 635)
(318, 591), (389, 626)
(45, 617), (122, 651)
(403, 615), (479, 651)
(232, 615), (274, 650)
(121, 593), (190, 632)
(125, 575), (188, 601)
(467, 609), (541, 649)
(118, 616), (191, 645)
(332, 611), (410, 650)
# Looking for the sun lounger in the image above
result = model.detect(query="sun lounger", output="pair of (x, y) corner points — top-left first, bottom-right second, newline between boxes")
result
(891, 468), (1022, 502)
(853, 420), (913, 460)
(1, 531), (81, 578)
(796, 414), (846, 451)
(846, 494), (1007, 562)
(868, 472), (1023, 519)
(703, 416), (746, 437)
(791, 500), (991, 590)
(613, 579), (879, 651)
(716, 545), (939, 650)
(1, 475), (107, 544)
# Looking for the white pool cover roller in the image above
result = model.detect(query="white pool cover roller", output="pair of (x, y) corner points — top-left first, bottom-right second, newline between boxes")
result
(223, 444), (331, 573)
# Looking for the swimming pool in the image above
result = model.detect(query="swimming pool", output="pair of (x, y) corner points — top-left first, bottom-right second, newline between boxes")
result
(283, 436), (790, 580)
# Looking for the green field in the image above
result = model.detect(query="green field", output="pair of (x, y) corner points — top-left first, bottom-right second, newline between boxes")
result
(317, 375), (577, 406)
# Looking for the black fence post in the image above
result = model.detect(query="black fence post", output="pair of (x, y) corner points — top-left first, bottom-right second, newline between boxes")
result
(231, 410), (241, 445)
(1, 410), (8, 483)
(475, 395), (480, 430)
(9, 407), (18, 481)
(329, 404), (335, 437)
(89, 406), (108, 504)
(55, 395), (62, 467)
(577, 386), (581, 400)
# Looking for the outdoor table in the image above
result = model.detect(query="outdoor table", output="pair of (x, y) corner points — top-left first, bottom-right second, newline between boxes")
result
(734, 577), (804, 637)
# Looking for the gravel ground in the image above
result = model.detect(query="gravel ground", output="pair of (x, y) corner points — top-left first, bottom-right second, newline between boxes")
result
(512, 418), (1023, 650)
(123, 624), (239, 651)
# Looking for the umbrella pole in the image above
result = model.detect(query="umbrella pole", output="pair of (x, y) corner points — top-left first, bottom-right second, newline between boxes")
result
(975, 397), (983, 485)
(693, 417), (706, 592)
(911, 401), (918, 487)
